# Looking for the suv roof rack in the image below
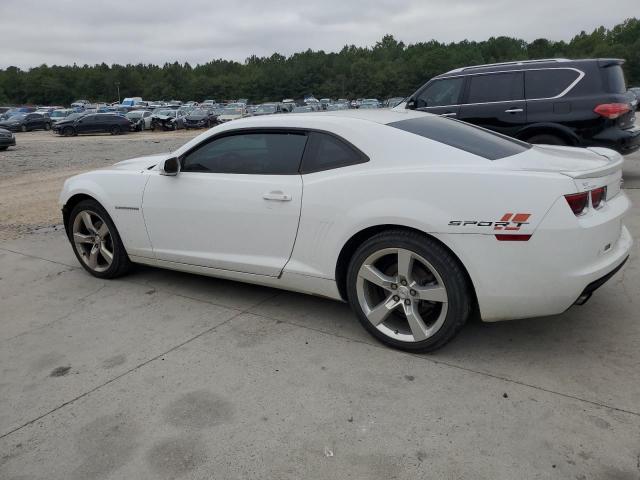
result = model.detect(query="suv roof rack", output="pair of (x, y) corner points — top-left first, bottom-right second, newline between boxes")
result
(445, 58), (572, 75)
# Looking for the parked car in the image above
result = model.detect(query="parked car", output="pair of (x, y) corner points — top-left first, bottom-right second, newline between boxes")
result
(126, 110), (153, 131)
(71, 99), (90, 109)
(0, 127), (16, 150)
(217, 105), (247, 122)
(184, 108), (219, 129)
(251, 103), (287, 116)
(386, 97), (405, 108)
(629, 87), (640, 109)
(0, 112), (52, 132)
(359, 99), (381, 109)
(292, 105), (314, 113)
(0, 107), (36, 120)
(50, 108), (75, 124)
(400, 58), (640, 155)
(150, 109), (188, 130)
(53, 113), (132, 136)
(121, 97), (143, 108)
(59, 109), (631, 352)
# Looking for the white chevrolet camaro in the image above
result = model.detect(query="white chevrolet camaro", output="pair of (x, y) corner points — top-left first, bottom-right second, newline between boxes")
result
(59, 110), (632, 352)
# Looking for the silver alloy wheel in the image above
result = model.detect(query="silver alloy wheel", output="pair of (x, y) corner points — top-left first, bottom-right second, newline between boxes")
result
(356, 248), (448, 342)
(72, 210), (114, 272)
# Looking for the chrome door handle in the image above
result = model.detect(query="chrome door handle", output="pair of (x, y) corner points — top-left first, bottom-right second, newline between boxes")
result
(442, 112), (457, 117)
(263, 191), (292, 201)
(504, 108), (524, 113)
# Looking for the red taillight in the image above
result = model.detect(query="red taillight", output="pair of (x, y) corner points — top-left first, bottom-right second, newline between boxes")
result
(564, 192), (589, 216)
(591, 186), (607, 209)
(594, 103), (630, 119)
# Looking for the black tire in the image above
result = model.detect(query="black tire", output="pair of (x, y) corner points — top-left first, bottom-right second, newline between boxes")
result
(0, 146), (8, 151)
(63, 126), (75, 137)
(67, 199), (132, 279)
(44, 123), (51, 131)
(346, 230), (471, 353)
(110, 125), (121, 135)
(20, 125), (27, 132)
(526, 133), (567, 146)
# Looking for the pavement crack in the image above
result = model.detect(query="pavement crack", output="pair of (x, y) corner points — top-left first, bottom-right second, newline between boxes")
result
(256, 314), (640, 419)
(0, 291), (281, 440)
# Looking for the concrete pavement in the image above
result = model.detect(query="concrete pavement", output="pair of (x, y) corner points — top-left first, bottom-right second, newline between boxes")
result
(1, 192), (639, 479)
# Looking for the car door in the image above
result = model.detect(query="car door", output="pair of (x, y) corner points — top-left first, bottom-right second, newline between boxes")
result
(409, 77), (465, 118)
(458, 71), (526, 136)
(75, 115), (95, 133)
(26, 114), (40, 130)
(142, 130), (307, 276)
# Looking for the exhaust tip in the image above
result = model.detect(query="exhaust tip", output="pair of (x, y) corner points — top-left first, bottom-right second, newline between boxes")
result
(574, 293), (593, 306)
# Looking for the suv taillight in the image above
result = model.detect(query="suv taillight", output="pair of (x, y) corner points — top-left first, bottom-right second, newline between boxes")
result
(594, 103), (630, 119)
(564, 192), (589, 216)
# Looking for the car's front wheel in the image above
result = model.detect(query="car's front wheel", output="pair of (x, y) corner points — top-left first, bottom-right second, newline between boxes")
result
(68, 199), (131, 278)
(346, 230), (471, 352)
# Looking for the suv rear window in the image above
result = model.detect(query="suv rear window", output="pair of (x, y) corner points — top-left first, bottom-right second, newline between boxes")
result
(388, 115), (531, 160)
(602, 65), (626, 94)
(525, 69), (581, 99)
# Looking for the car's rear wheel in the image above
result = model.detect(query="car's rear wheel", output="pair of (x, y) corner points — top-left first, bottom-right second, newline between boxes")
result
(68, 199), (131, 279)
(346, 230), (471, 352)
(44, 123), (51, 131)
(526, 133), (567, 146)
(110, 125), (121, 135)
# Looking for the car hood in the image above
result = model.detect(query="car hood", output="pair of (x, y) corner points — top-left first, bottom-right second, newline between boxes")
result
(111, 153), (170, 171)
(153, 115), (175, 120)
(0, 120), (20, 126)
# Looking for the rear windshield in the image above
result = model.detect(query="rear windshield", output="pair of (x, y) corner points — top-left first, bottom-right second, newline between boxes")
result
(388, 115), (531, 160)
(603, 65), (626, 94)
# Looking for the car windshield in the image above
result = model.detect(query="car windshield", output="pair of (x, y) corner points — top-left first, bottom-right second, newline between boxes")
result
(189, 109), (208, 116)
(156, 110), (175, 116)
(126, 112), (143, 119)
(256, 105), (276, 113)
(51, 110), (68, 118)
(223, 107), (242, 114)
(388, 115), (530, 160)
(8, 114), (26, 120)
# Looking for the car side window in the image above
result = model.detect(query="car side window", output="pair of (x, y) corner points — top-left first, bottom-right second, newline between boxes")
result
(300, 132), (368, 173)
(525, 69), (581, 99)
(415, 78), (465, 108)
(181, 132), (307, 175)
(466, 72), (524, 103)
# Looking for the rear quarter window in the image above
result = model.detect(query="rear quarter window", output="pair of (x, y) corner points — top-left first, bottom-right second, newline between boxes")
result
(525, 69), (581, 99)
(388, 115), (530, 160)
(602, 65), (626, 94)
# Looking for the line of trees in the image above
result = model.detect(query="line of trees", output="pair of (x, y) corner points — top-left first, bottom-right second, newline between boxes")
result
(0, 18), (638, 106)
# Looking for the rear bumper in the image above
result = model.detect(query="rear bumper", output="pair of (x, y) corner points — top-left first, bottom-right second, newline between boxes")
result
(574, 255), (628, 305)
(587, 125), (640, 155)
(438, 190), (633, 322)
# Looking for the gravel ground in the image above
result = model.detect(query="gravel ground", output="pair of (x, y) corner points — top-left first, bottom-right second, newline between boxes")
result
(0, 130), (199, 240)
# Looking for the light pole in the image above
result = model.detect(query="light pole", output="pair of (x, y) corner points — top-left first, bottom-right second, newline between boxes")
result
(115, 81), (121, 104)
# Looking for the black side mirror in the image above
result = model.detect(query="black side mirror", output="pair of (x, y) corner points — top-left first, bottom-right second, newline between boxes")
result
(160, 157), (180, 176)
(406, 99), (416, 109)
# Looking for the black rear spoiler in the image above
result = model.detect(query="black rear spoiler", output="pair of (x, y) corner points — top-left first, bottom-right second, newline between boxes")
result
(597, 58), (625, 68)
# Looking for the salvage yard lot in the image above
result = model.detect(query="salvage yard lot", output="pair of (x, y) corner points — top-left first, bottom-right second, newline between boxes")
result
(1, 130), (640, 478)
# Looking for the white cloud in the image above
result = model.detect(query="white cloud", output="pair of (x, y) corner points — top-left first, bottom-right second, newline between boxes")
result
(0, 0), (636, 68)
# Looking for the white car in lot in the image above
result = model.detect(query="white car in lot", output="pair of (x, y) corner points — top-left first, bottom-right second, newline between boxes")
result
(59, 110), (632, 352)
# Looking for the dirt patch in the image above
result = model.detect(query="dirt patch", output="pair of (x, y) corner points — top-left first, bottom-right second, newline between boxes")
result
(0, 130), (198, 241)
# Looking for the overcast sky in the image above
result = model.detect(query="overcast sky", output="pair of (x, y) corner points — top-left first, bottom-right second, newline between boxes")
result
(0, 0), (636, 69)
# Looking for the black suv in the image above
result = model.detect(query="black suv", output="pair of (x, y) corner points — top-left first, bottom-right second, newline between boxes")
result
(403, 58), (639, 155)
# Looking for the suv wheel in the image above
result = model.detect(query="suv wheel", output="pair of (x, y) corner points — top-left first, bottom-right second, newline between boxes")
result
(346, 230), (471, 352)
(526, 133), (568, 146)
